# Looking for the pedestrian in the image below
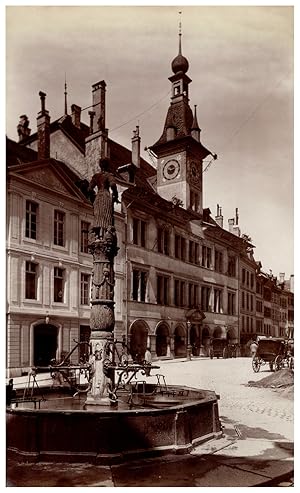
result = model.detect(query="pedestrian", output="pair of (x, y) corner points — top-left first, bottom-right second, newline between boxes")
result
(144, 347), (152, 376)
(250, 340), (258, 357)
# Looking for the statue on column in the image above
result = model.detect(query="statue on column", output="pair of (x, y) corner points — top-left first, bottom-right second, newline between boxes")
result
(86, 158), (119, 406)
(88, 158), (119, 238)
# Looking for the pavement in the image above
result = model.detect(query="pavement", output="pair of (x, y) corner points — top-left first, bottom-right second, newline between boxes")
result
(6, 357), (294, 487)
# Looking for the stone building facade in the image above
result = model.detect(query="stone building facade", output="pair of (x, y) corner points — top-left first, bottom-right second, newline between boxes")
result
(6, 33), (294, 376)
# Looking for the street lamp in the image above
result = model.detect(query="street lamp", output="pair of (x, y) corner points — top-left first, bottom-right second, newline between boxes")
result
(186, 320), (192, 361)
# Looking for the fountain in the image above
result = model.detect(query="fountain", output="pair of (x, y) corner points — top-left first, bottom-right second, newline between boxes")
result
(6, 158), (222, 465)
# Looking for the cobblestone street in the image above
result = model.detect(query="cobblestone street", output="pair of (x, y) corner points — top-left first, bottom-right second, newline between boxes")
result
(154, 356), (294, 441)
(6, 356), (294, 487)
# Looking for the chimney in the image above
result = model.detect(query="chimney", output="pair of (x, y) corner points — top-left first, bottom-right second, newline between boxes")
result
(92, 80), (106, 131)
(215, 204), (223, 228)
(17, 115), (31, 142)
(71, 104), (81, 129)
(37, 91), (50, 160)
(233, 225), (241, 237)
(279, 273), (285, 284)
(228, 218), (234, 233)
(132, 126), (140, 168)
(85, 80), (109, 179)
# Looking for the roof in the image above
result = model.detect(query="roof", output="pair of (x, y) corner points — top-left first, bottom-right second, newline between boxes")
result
(17, 113), (156, 182)
(6, 137), (38, 167)
(20, 115), (90, 153)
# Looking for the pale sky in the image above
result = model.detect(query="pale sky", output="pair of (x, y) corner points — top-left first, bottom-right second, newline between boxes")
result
(5, 4), (294, 278)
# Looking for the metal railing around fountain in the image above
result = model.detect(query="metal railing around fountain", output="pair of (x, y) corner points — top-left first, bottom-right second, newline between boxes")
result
(12, 339), (165, 408)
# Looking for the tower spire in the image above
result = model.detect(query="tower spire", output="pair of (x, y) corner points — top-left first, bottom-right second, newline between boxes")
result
(64, 74), (68, 115)
(191, 105), (201, 142)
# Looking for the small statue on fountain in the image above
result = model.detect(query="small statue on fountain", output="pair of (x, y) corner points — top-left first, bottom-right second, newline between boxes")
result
(88, 158), (119, 238)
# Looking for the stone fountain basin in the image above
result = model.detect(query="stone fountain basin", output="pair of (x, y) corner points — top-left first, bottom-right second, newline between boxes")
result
(7, 384), (222, 465)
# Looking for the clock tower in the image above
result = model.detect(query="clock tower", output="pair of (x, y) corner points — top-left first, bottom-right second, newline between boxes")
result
(150, 30), (215, 215)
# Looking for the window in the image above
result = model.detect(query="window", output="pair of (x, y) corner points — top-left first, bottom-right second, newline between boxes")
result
(246, 293), (249, 310)
(242, 316), (245, 330)
(256, 300), (263, 312)
(175, 235), (186, 261)
(242, 268), (246, 285)
(188, 283), (199, 308)
(228, 256), (236, 277)
(264, 287), (272, 302)
(250, 273), (254, 289)
(132, 269), (148, 302)
(25, 261), (37, 299)
(54, 210), (65, 246)
(228, 292), (235, 315)
(214, 250), (223, 273)
(246, 271), (250, 287)
(80, 273), (90, 305)
(188, 240), (199, 264)
(133, 218), (146, 247)
(213, 288), (223, 313)
(250, 295), (253, 312)
(25, 201), (38, 239)
(201, 286), (211, 311)
(157, 226), (170, 256)
(80, 221), (90, 253)
(175, 235), (180, 259)
(80, 325), (91, 362)
(174, 279), (186, 307)
(201, 245), (212, 268)
(54, 267), (64, 302)
(157, 275), (169, 305)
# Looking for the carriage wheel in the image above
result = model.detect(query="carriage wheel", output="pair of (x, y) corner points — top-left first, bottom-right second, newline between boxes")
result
(275, 355), (283, 371)
(252, 356), (261, 373)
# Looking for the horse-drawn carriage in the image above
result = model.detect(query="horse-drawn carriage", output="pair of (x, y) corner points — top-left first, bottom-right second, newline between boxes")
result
(252, 337), (294, 373)
(209, 339), (238, 359)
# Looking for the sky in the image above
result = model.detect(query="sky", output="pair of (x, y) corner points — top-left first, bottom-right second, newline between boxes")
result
(5, 3), (294, 279)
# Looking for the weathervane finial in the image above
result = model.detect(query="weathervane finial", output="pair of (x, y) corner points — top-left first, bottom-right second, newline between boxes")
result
(64, 73), (68, 115)
(178, 10), (182, 54)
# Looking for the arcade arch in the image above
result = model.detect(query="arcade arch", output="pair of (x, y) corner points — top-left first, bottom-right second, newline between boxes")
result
(174, 324), (186, 357)
(155, 323), (170, 357)
(129, 319), (149, 362)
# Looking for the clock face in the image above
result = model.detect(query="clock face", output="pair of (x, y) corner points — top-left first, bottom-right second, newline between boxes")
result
(190, 161), (200, 184)
(163, 159), (180, 180)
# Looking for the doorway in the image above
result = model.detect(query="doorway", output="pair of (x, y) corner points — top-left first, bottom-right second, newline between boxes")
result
(34, 324), (58, 367)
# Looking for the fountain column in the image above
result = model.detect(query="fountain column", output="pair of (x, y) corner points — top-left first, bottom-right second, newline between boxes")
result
(85, 158), (119, 407)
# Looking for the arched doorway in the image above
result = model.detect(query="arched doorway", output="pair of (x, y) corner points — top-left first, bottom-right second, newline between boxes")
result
(190, 325), (200, 356)
(174, 325), (186, 357)
(227, 326), (237, 344)
(213, 326), (223, 339)
(129, 320), (148, 363)
(34, 324), (58, 367)
(156, 323), (169, 357)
